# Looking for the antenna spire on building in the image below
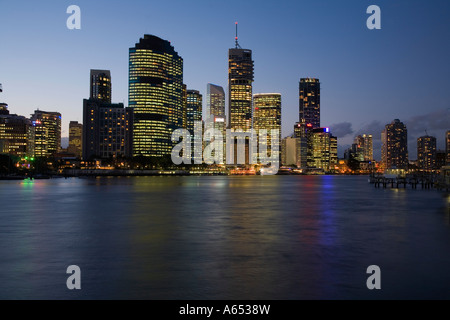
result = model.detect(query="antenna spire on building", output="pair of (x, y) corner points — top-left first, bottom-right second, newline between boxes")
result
(0, 83), (3, 93)
(235, 22), (241, 49)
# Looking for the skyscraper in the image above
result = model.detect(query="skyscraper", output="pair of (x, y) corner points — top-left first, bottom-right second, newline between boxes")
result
(294, 121), (313, 169)
(363, 134), (373, 161)
(186, 90), (202, 133)
(30, 110), (62, 157)
(205, 84), (226, 164)
(68, 121), (83, 158)
(228, 46), (254, 131)
(82, 99), (133, 159)
(381, 119), (408, 170)
(417, 135), (437, 171)
(228, 26), (254, 165)
(90, 70), (112, 103)
(299, 78), (320, 128)
(253, 93), (281, 162)
(206, 84), (225, 120)
(129, 35), (184, 157)
(186, 90), (203, 164)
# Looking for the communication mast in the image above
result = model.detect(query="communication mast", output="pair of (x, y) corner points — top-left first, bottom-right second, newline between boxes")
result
(235, 22), (241, 49)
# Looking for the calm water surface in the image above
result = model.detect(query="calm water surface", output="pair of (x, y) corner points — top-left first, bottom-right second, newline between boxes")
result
(0, 176), (449, 299)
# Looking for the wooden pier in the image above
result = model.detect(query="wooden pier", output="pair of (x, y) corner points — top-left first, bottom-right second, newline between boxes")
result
(369, 174), (449, 191)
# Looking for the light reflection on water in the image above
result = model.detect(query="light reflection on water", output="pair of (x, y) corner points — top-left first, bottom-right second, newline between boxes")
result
(0, 176), (449, 299)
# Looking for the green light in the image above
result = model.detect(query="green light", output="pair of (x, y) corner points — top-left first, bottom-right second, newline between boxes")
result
(31, 158), (35, 161)
(25, 157), (28, 160)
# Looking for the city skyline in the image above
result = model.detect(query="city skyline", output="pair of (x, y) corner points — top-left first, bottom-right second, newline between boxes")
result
(0, 1), (449, 159)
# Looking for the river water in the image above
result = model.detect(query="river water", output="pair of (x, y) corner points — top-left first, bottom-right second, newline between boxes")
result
(0, 175), (449, 299)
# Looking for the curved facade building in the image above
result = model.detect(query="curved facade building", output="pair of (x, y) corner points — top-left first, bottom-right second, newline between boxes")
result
(129, 35), (184, 157)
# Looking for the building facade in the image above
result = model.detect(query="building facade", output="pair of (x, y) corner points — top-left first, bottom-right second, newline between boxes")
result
(253, 93), (281, 163)
(417, 135), (436, 171)
(129, 34), (184, 157)
(90, 70), (112, 103)
(68, 121), (83, 158)
(0, 104), (32, 157)
(299, 78), (320, 128)
(30, 110), (61, 158)
(82, 99), (133, 159)
(228, 48), (254, 131)
(381, 119), (408, 170)
(309, 127), (337, 172)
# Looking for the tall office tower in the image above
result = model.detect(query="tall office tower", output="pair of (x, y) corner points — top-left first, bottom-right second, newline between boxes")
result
(228, 25), (254, 165)
(299, 78), (320, 128)
(182, 84), (187, 129)
(129, 35), (183, 157)
(82, 99), (133, 159)
(0, 104), (32, 157)
(310, 127), (337, 172)
(294, 121), (313, 168)
(186, 90), (203, 164)
(186, 90), (202, 132)
(381, 119), (408, 170)
(30, 110), (61, 157)
(90, 70), (112, 103)
(253, 93), (281, 162)
(363, 134), (373, 161)
(417, 135), (437, 171)
(228, 30), (254, 131)
(446, 131), (450, 165)
(205, 84), (226, 164)
(68, 121), (83, 158)
(206, 84), (225, 120)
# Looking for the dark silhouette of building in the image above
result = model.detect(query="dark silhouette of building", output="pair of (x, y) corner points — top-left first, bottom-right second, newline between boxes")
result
(90, 70), (111, 103)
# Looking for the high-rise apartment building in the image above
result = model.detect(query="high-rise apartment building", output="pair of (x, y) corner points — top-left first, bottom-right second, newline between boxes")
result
(417, 135), (436, 171)
(381, 119), (408, 170)
(129, 35), (184, 157)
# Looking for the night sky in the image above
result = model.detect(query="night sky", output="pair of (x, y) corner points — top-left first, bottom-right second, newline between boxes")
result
(1, 0), (449, 159)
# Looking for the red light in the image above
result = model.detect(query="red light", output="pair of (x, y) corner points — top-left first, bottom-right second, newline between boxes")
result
(307, 124), (313, 127)
(235, 37), (238, 40)
(235, 22), (238, 25)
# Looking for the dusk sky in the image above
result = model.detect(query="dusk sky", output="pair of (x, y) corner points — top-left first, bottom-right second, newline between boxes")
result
(1, 0), (449, 159)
